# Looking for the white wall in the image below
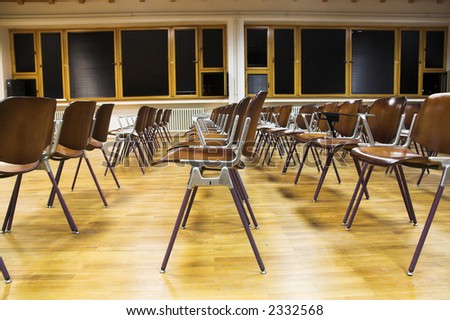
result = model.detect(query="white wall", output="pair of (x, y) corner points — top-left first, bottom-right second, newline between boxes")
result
(0, 27), (11, 100)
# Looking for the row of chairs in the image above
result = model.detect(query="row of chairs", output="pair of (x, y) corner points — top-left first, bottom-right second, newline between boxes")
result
(255, 95), (449, 276)
(108, 107), (172, 174)
(0, 97), (120, 283)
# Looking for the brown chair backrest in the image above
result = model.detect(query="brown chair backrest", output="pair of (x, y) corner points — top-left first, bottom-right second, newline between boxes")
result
(296, 104), (317, 129)
(334, 99), (362, 137)
(146, 107), (157, 128)
(0, 97), (56, 165)
(134, 106), (150, 133)
(92, 103), (115, 143)
(154, 108), (163, 125)
(366, 97), (406, 144)
(58, 100), (97, 151)
(224, 103), (238, 133)
(404, 102), (421, 130)
(233, 96), (252, 144)
(243, 91), (268, 157)
(411, 93), (450, 154)
(277, 105), (293, 127)
(316, 102), (339, 132)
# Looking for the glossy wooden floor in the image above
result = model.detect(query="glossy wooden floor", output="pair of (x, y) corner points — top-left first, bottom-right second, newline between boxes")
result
(1, 142), (449, 300)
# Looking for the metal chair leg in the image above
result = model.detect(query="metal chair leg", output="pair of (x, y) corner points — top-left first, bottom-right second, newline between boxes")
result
(0, 257), (11, 284)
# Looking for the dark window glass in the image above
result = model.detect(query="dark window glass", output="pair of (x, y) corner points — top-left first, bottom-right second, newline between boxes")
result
(248, 74), (267, 94)
(400, 30), (420, 95)
(41, 33), (63, 98)
(247, 29), (267, 68)
(422, 72), (447, 96)
(6, 79), (37, 96)
(175, 29), (196, 95)
(202, 29), (223, 68)
(121, 30), (169, 97)
(13, 33), (35, 73)
(68, 31), (116, 98)
(202, 72), (225, 96)
(274, 29), (294, 95)
(301, 29), (346, 94)
(425, 31), (445, 69)
(352, 30), (395, 94)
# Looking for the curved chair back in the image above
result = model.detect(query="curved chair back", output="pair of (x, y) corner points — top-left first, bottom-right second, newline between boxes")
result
(0, 97), (56, 165)
(134, 106), (150, 134)
(233, 97), (252, 144)
(367, 97), (406, 144)
(411, 93), (450, 154)
(334, 100), (362, 137)
(296, 104), (317, 129)
(58, 101), (97, 151)
(146, 107), (157, 129)
(243, 91), (268, 157)
(277, 105), (293, 127)
(154, 108), (163, 126)
(92, 103), (115, 143)
(404, 102), (421, 130)
(316, 102), (338, 132)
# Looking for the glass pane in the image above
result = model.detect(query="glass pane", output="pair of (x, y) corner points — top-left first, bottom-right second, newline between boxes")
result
(425, 30), (445, 69)
(202, 72), (225, 96)
(400, 30), (420, 94)
(301, 29), (346, 94)
(202, 29), (223, 68)
(41, 33), (64, 98)
(121, 29), (169, 97)
(13, 33), (35, 73)
(422, 72), (447, 96)
(274, 29), (294, 95)
(247, 74), (267, 94)
(175, 29), (196, 95)
(68, 31), (116, 98)
(352, 30), (395, 94)
(6, 79), (37, 96)
(247, 29), (267, 68)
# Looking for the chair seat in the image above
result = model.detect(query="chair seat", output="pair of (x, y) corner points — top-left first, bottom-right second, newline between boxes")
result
(311, 137), (360, 149)
(293, 132), (328, 143)
(280, 128), (306, 136)
(350, 146), (425, 166)
(0, 161), (40, 176)
(51, 144), (84, 160)
(86, 138), (103, 150)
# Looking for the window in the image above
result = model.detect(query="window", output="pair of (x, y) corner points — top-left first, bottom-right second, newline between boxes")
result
(40, 32), (64, 99)
(301, 29), (346, 95)
(200, 28), (227, 97)
(121, 29), (169, 97)
(425, 30), (446, 69)
(13, 33), (36, 73)
(68, 31), (116, 98)
(274, 28), (295, 95)
(351, 29), (395, 95)
(400, 30), (420, 95)
(175, 28), (197, 96)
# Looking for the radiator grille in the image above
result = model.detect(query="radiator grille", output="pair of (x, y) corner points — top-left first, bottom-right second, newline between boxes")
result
(167, 107), (205, 132)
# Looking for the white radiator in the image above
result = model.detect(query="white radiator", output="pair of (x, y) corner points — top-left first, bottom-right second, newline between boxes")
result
(55, 110), (65, 120)
(167, 107), (205, 132)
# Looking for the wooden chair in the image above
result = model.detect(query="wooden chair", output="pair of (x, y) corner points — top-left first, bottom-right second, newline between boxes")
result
(340, 93), (450, 275)
(306, 97), (406, 202)
(71, 103), (120, 190)
(47, 100), (109, 208)
(154, 91), (267, 274)
(293, 100), (361, 192)
(0, 97), (78, 234)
